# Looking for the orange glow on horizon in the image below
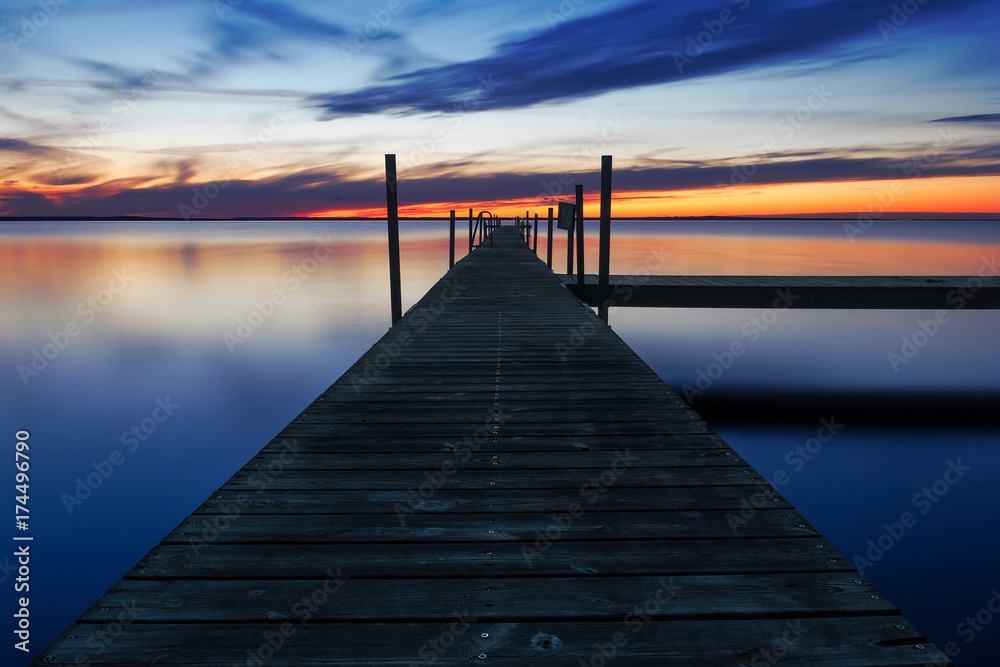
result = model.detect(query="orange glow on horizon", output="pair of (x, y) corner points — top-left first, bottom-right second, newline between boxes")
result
(5, 175), (998, 220)
(309, 175), (1000, 219)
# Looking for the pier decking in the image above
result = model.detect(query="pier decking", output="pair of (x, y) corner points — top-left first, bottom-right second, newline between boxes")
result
(563, 273), (1000, 308)
(35, 226), (951, 665)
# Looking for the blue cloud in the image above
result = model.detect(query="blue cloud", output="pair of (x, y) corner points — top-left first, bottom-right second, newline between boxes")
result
(930, 113), (1000, 124)
(0, 137), (58, 156)
(314, 0), (990, 116)
(6, 143), (998, 218)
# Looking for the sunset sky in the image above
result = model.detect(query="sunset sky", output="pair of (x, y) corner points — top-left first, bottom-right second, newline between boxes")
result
(1, 0), (998, 219)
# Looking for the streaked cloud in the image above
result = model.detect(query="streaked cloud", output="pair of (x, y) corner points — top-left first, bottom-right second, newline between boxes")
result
(314, 0), (991, 116)
(930, 113), (1000, 124)
(0, 137), (58, 156)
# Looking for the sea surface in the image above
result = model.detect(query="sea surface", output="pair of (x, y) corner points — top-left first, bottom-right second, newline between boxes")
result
(2, 219), (999, 665)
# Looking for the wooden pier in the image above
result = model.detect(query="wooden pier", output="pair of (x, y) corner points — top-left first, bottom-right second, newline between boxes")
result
(35, 226), (951, 665)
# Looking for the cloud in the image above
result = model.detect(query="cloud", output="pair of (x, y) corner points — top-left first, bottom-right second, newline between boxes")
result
(235, 0), (349, 40)
(179, 0), (358, 82)
(0, 189), (61, 217)
(0, 138), (58, 156)
(314, 0), (990, 116)
(4, 143), (998, 218)
(930, 113), (1000, 124)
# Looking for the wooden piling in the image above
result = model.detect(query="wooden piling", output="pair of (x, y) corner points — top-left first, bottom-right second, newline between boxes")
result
(547, 207), (554, 269)
(449, 210), (456, 269)
(576, 184), (584, 289)
(385, 154), (402, 325)
(598, 155), (612, 323)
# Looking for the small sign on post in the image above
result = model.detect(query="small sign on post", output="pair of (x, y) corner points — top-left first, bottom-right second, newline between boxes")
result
(557, 202), (576, 231)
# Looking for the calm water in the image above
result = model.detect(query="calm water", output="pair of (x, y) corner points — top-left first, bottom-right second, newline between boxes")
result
(2, 219), (999, 665)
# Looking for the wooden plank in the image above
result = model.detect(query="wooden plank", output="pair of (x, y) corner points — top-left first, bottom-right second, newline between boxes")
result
(243, 449), (748, 470)
(219, 467), (761, 490)
(288, 408), (702, 425)
(564, 274), (1000, 309)
(129, 539), (851, 579)
(163, 509), (820, 544)
(34, 617), (942, 666)
(86, 574), (894, 622)
(261, 433), (727, 452)
(192, 486), (792, 515)
(276, 421), (713, 437)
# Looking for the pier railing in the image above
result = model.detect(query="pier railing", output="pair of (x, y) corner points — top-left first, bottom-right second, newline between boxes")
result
(383, 153), (614, 325)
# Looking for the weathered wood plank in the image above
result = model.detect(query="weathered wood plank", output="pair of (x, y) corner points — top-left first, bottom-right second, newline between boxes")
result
(34, 617), (942, 666)
(220, 466), (760, 490)
(163, 509), (820, 544)
(276, 421), (713, 437)
(564, 273), (1000, 309)
(261, 433), (727, 452)
(244, 449), (747, 470)
(129, 539), (850, 579)
(193, 485), (789, 515)
(86, 574), (893, 622)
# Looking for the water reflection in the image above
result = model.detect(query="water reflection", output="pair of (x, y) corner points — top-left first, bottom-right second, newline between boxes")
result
(1, 219), (998, 666)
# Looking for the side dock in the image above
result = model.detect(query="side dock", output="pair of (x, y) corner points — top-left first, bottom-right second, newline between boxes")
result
(34, 226), (951, 665)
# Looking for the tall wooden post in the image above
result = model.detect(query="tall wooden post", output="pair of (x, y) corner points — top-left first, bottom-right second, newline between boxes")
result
(385, 154), (402, 325)
(546, 207), (554, 269)
(533, 214), (538, 254)
(449, 209), (456, 269)
(468, 208), (473, 253)
(575, 184), (584, 289)
(598, 155), (613, 324)
(567, 214), (574, 276)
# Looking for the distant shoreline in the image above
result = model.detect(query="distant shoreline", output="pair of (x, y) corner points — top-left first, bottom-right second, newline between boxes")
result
(2, 215), (999, 222)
